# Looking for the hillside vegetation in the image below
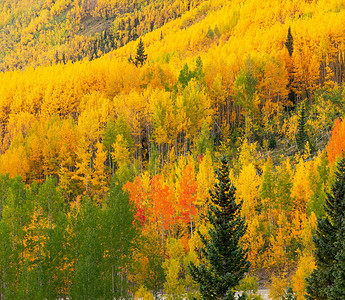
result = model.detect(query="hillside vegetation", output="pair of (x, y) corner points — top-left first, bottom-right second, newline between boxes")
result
(0, 0), (202, 71)
(1, 0), (345, 299)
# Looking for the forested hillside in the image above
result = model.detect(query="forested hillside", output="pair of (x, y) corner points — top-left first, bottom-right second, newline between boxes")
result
(1, 0), (345, 299)
(0, 0), (202, 71)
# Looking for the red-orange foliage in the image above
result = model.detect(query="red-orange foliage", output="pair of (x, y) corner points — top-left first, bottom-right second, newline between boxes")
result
(123, 176), (148, 227)
(178, 164), (198, 235)
(326, 118), (345, 164)
(150, 175), (174, 230)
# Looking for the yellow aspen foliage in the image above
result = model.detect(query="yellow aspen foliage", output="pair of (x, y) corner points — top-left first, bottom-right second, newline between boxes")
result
(196, 150), (214, 207)
(237, 139), (258, 172)
(4, 112), (36, 150)
(236, 162), (261, 219)
(23, 204), (50, 268)
(149, 89), (176, 145)
(290, 210), (307, 246)
(134, 286), (154, 300)
(179, 79), (213, 142)
(269, 275), (288, 300)
(163, 237), (186, 298)
(26, 132), (45, 183)
(73, 138), (92, 195)
(291, 158), (312, 212)
(281, 114), (298, 146)
(292, 253), (316, 300)
(91, 141), (108, 202)
(268, 214), (291, 275)
(111, 134), (131, 168)
(0, 146), (30, 181)
(300, 212), (317, 253)
(78, 92), (112, 145)
(243, 216), (265, 272)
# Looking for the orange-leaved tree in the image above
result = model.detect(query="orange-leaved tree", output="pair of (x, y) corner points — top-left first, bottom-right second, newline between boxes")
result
(326, 118), (345, 164)
(178, 164), (198, 237)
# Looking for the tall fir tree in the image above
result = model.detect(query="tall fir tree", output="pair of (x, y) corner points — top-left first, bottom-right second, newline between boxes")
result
(285, 26), (296, 107)
(285, 26), (294, 57)
(188, 156), (250, 299)
(306, 157), (345, 299)
(134, 38), (147, 67)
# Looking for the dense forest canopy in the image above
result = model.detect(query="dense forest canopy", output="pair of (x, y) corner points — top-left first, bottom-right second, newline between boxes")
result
(1, 0), (345, 299)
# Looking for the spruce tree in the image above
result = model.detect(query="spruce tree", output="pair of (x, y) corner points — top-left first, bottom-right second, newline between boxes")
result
(285, 26), (294, 56)
(134, 38), (147, 67)
(188, 156), (250, 299)
(285, 26), (296, 106)
(306, 157), (345, 299)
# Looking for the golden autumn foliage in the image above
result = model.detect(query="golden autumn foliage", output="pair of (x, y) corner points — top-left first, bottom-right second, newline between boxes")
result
(3, 0), (345, 297)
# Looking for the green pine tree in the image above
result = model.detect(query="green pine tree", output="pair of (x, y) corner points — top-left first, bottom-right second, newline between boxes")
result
(134, 38), (147, 67)
(306, 157), (345, 299)
(188, 156), (250, 299)
(331, 220), (345, 299)
(285, 26), (294, 56)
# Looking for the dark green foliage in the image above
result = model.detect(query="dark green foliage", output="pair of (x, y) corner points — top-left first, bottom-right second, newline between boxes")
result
(331, 220), (345, 298)
(134, 38), (148, 67)
(188, 156), (250, 299)
(177, 63), (194, 88)
(174, 56), (206, 93)
(306, 157), (345, 299)
(295, 104), (308, 151)
(282, 287), (297, 300)
(268, 134), (277, 150)
(285, 27), (293, 56)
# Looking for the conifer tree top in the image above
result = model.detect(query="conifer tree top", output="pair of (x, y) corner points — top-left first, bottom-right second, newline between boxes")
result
(306, 157), (345, 299)
(285, 26), (294, 56)
(188, 156), (250, 299)
(134, 38), (148, 67)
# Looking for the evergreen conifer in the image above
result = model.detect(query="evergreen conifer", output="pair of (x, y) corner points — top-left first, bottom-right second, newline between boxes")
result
(306, 157), (345, 299)
(285, 27), (294, 56)
(134, 38), (147, 67)
(188, 156), (250, 299)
